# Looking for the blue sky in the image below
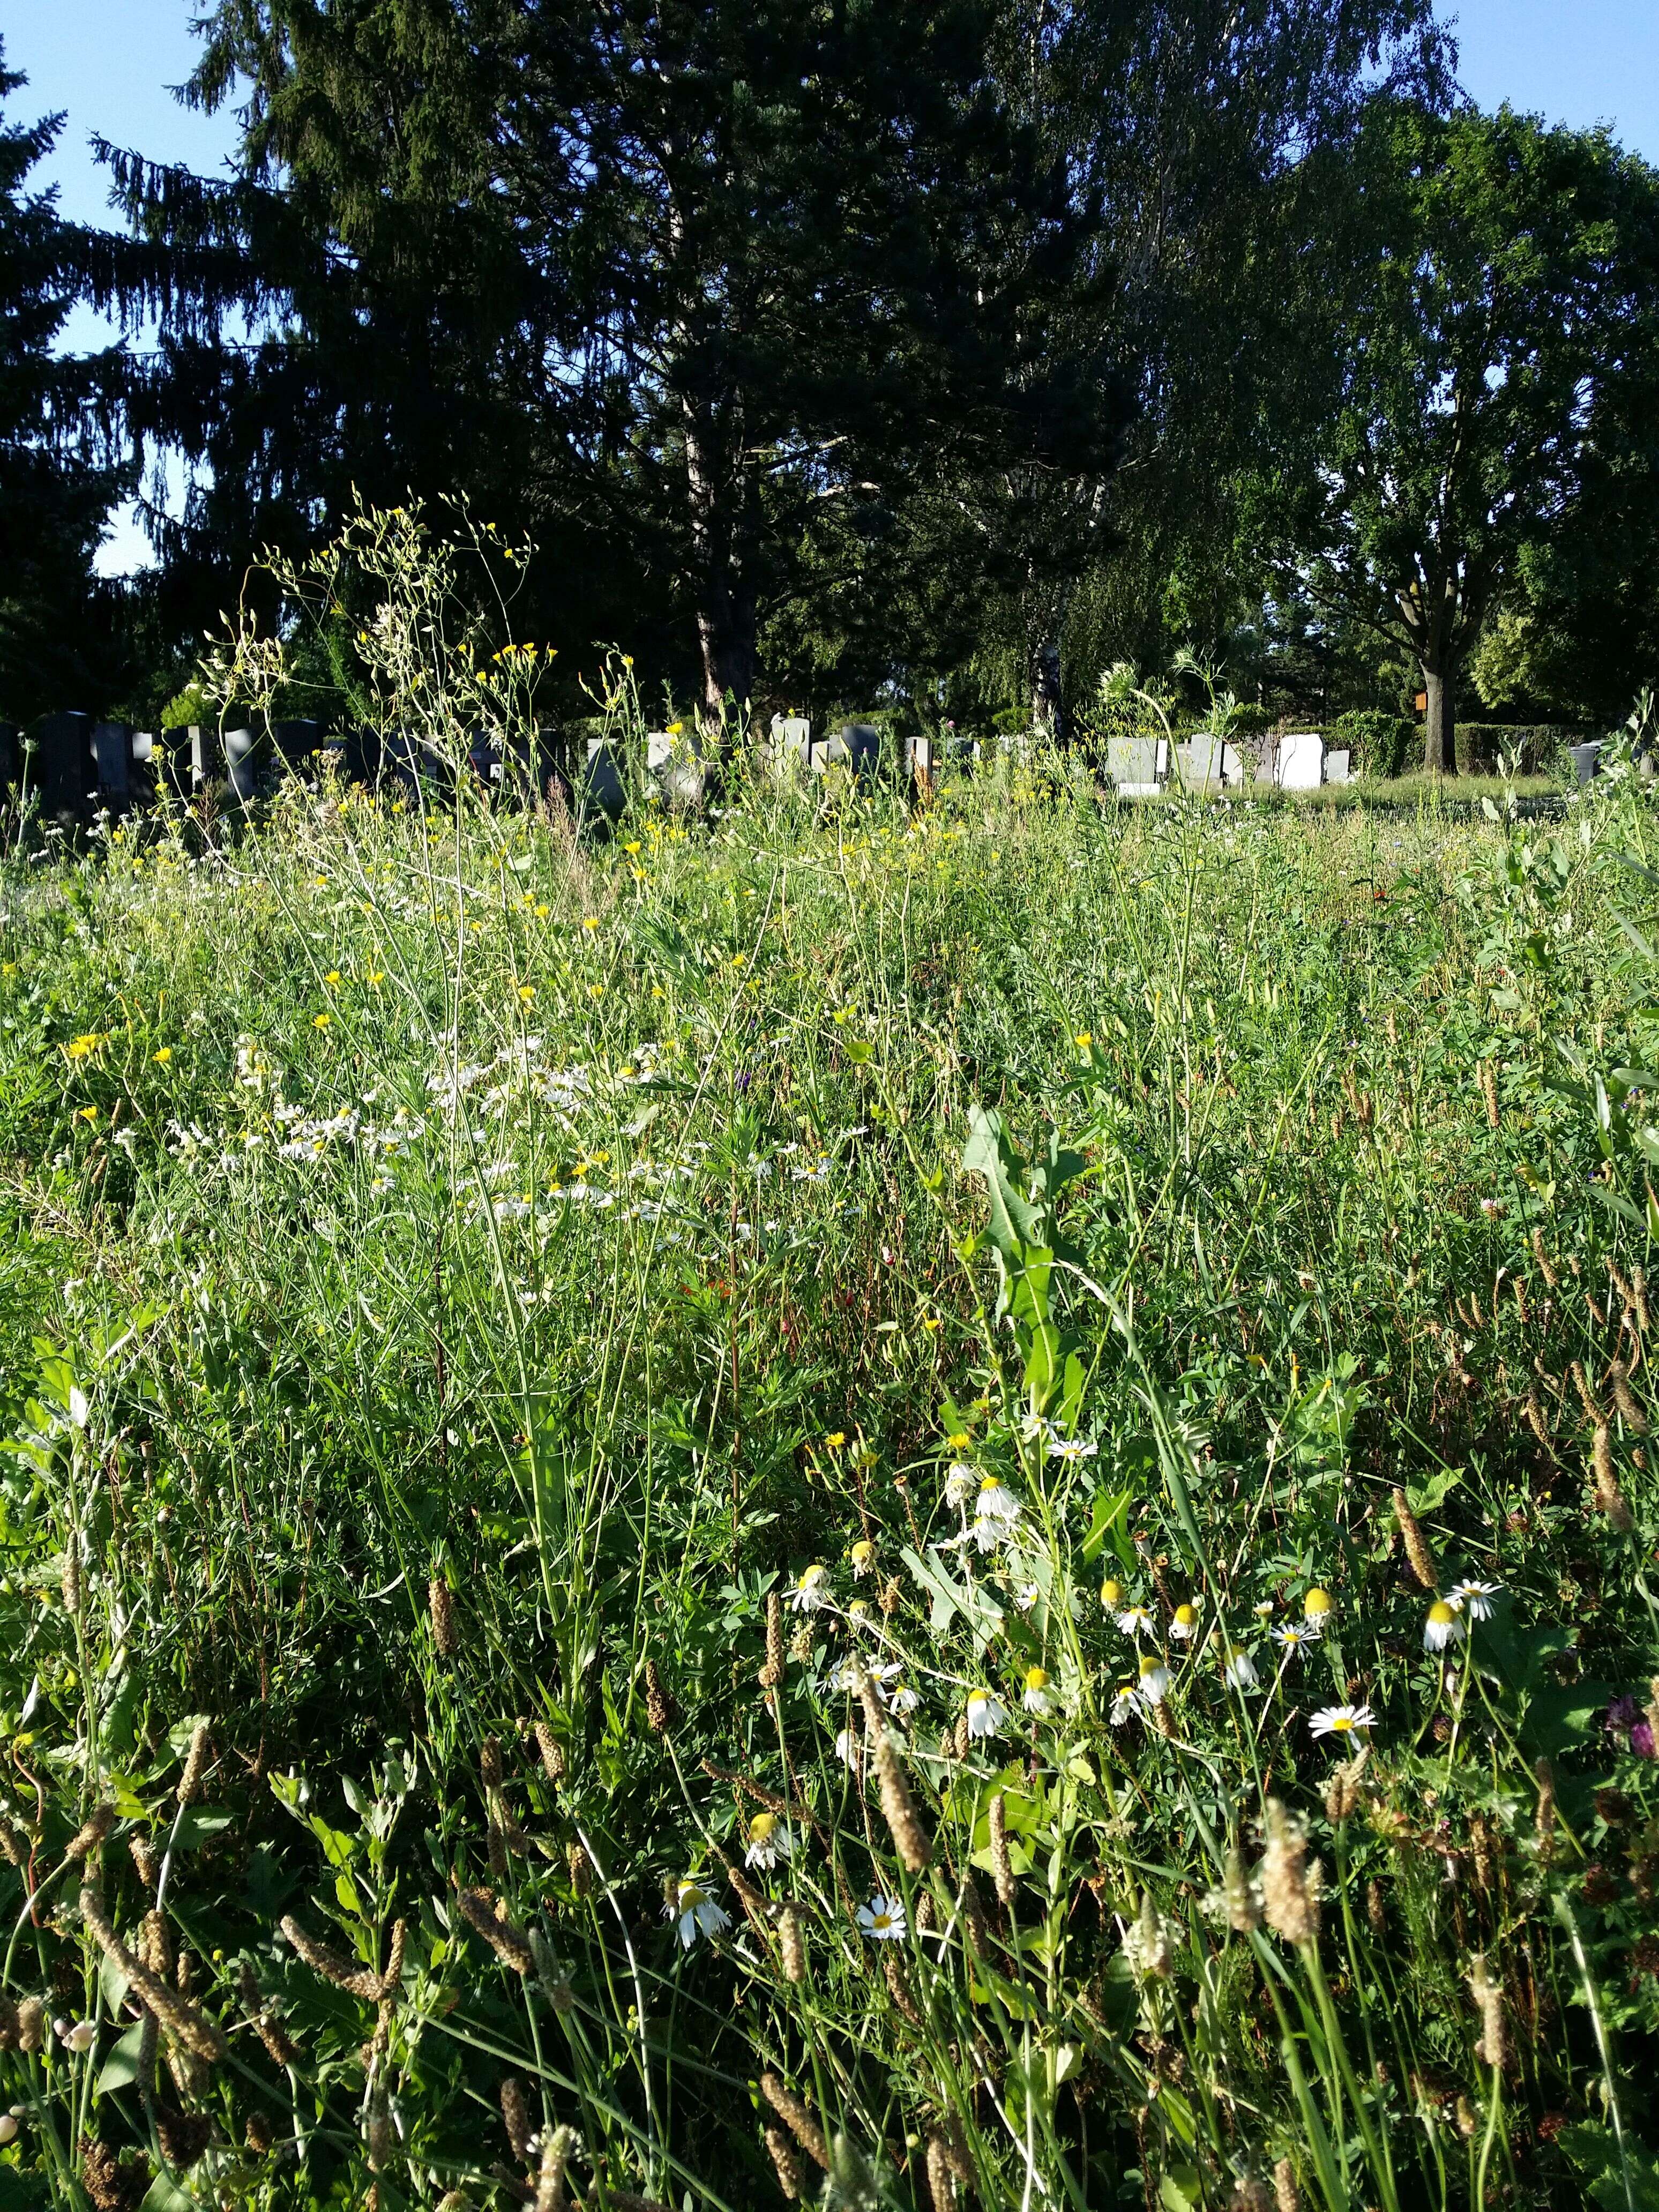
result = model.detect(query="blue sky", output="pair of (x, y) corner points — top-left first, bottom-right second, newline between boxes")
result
(5, 0), (1656, 571)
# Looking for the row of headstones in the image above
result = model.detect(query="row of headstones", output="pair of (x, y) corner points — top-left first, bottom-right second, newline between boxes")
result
(1104, 731), (1354, 796)
(0, 708), (1044, 828)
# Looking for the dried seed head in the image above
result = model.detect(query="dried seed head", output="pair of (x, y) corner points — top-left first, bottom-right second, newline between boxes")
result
(1273, 2159), (1298, 2212)
(856, 1686), (930, 1872)
(436, 2196), (475, 2212)
(1535, 1758), (1557, 1859)
(80, 1882), (224, 2060)
(1392, 1490), (1438, 1590)
(644, 1661), (672, 1736)
(1469, 1817), (1498, 1895)
(534, 1722), (566, 1785)
(1513, 1276), (1531, 1325)
(1469, 1954), (1506, 2071)
(129, 1834), (159, 1890)
(156, 2108), (211, 2171)
(989, 1795), (1015, 1907)
(61, 1546), (83, 1616)
(879, 1575), (903, 1617)
(1230, 2183), (1274, 2212)
(65, 1802), (116, 1864)
(1572, 1362), (1606, 1423)
(17, 1997), (45, 2052)
(567, 1841), (593, 1898)
(246, 2112), (275, 2156)
(1634, 1267), (1651, 1331)
(481, 1738), (504, 1790)
(1455, 2095), (1478, 2140)
(1366, 1879), (1386, 1938)
(1261, 1800), (1318, 1947)
(1323, 1754), (1367, 1826)
(501, 2076), (533, 2162)
(1647, 1678), (1659, 1748)
(1593, 1426), (1635, 1531)
(1223, 1847), (1261, 1934)
(882, 1947), (923, 2026)
(453, 1887), (534, 1975)
(1531, 1227), (1559, 1287)
(766, 2126), (804, 2202)
(1610, 1362), (1647, 1432)
(1479, 1061), (1499, 1129)
(725, 1859), (769, 1931)
(778, 1903), (806, 1984)
(280, 1916), (385, 2001)
(366, 2090), (392, 2172)
(430, 1576), (459, 1658)
(787, 1622), (814, 1665)
(953, 1715), (970, 1760)
(760, 2074), (828, 2171)
(1123, 1890), (1170, 1979)
(240, 1963), (301, 2069)
(759, 1592), (784, 1689)
(536, 2124), (577, 2212)
(925, 2133), (955, 2211)
(177, 1721), (211, 1807)
(1524, 1389), (1552, 1453)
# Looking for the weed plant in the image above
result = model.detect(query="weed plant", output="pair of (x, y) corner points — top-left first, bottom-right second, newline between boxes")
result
(0, 513), (1654, 2212)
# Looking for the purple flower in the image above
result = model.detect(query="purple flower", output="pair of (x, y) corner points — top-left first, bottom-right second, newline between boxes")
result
(1633, 1720), (1656, 1760)
(1606, 1695), (1656, 1758)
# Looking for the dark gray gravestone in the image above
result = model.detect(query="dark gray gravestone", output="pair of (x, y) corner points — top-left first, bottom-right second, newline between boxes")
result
(92, 722), (132, 804)
(189, 726), (221, 788)
(1570, 741), (1604, 788)
(223, 727), (260, 804)
(273, 719), (326, 767)
(35, 712), (94, 817)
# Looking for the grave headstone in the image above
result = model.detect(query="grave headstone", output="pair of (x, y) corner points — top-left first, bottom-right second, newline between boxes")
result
(1325, 749), (1353, 785)
(273, 719), (326, 768)
(647, 729), (705, 808)
(1179, 734), (1224, 789)
(35, 712), (94, 817)
(223, 726), (260, 804)
(188, 726), (221, 788)
(901, 731), (935, 784)
(580, 737), (627, 821)
(1107, 734), (1161, 796)
(1276, 731), (1325, 791)
(1220, 742), (1249, 789)
(1570, 741), (1604, 788)
(91, 721), (132, 804)
(0, 723), (19, 791)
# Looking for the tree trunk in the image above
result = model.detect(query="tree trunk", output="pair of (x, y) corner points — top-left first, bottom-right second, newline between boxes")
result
(684, 404), (758, 722)
(1031, 638), (1063, 738)
(1422, 659), (1457, 776)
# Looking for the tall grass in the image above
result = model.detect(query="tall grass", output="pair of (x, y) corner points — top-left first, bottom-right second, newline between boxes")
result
(0, 515), (1653, 2212)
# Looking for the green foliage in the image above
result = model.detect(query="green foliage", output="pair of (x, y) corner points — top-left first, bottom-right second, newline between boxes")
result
(0, 526), (1655, 2208)
(1330, 708), (1413, 777)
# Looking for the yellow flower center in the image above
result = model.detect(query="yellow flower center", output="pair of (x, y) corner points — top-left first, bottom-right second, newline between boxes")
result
(1025, 1667), (1048, 1691)
(1305, 1588), (1332, 1617)
(750, 1814), (776, 1842)
(1428, 1601), (1455, 1625)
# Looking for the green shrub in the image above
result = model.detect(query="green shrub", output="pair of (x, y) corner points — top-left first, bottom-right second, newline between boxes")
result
(1455, 721), (1579, 774)
(1331, 707), (1413, 777)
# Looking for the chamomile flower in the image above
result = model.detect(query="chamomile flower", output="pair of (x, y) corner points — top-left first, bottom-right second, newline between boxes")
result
(1448, 1579), (1503, 1621)
(849, 1539), (876, 1578)
(1022, 1665), (1052, 1715)
(834, 1728), (861, 1769)
(1273, 1621), (1318, 1655)
(1423, 1599), (1463, 1653)
(55, 2019), (95, 2054)
(975, 1476), (1020, 1525)
(1303, 1587), (1334, 1624)
(744, 1813), (792, 1870)
(1014, 1582), (1040, 1612)
(1047, 1436), (1098, 1463)
(1100, 1577), (1123, 1612)
(1310, 1703), (1374, 1740)
(1169, 1602), (1199, 1640)
(1117, 1604), (1156, 1638)
(858, 1893), (907, 1941)
(887, 1680), (920, 1717)
(787, 1564), (831, 1613)
(1110, 1680), (1141, 1727)
(944, 1462), (975, 1507)
(965, 1688), (1006, 1739)
(1222, 1646), (1259, 1690)
(666, 1879), (731, 1949)
(1019, 1411), (1056, 1444)
(1137, 1654), (1171, 1703)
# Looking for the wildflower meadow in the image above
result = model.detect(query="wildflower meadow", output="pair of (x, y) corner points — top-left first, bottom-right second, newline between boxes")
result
(0, 526), (1656, 2212)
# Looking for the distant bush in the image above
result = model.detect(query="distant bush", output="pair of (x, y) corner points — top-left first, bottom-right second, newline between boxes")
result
(159, 681), (213, 730)
(1331, 708), (1413, 777)
(1455, 722), (1580, 774)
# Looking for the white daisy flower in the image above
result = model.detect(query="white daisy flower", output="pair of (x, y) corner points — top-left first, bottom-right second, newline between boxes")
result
(1117, 1604), (1156, 1638)
(944, 1462), (976, 1507)
(667, 1879), (731, 1949)
(1109, 1680), (1141, 1727)
(1310, 1703), (1375, 1740)
(1447, 1579), (1502, 1621)
(1423, 1600), (1463, 1653)
(744, 1813), (792, 1870)
(834, 1728), (861, 1769)
(1273, 1621), (1318, 1655)
(975, 1476), (1020, 1524)
(1253, 1600), (1275, 1619)
(1014, 1582), (1040, 1612)
(857, 1893), (907, 1941)
(1222, 1647), (1259, 1690)
(1022, 1666), (1051, 1715)
(1169, 1603), (1199, 1640)
(1047, 1436), (1097, 1463)
(786, 1564), (831, 1613)
(1019, 1412), (1056, 1444)
(887, 1682), (920, 1717)
(965, 1688), (1006, 1739)
(1137, 1656), (1170, 1703)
